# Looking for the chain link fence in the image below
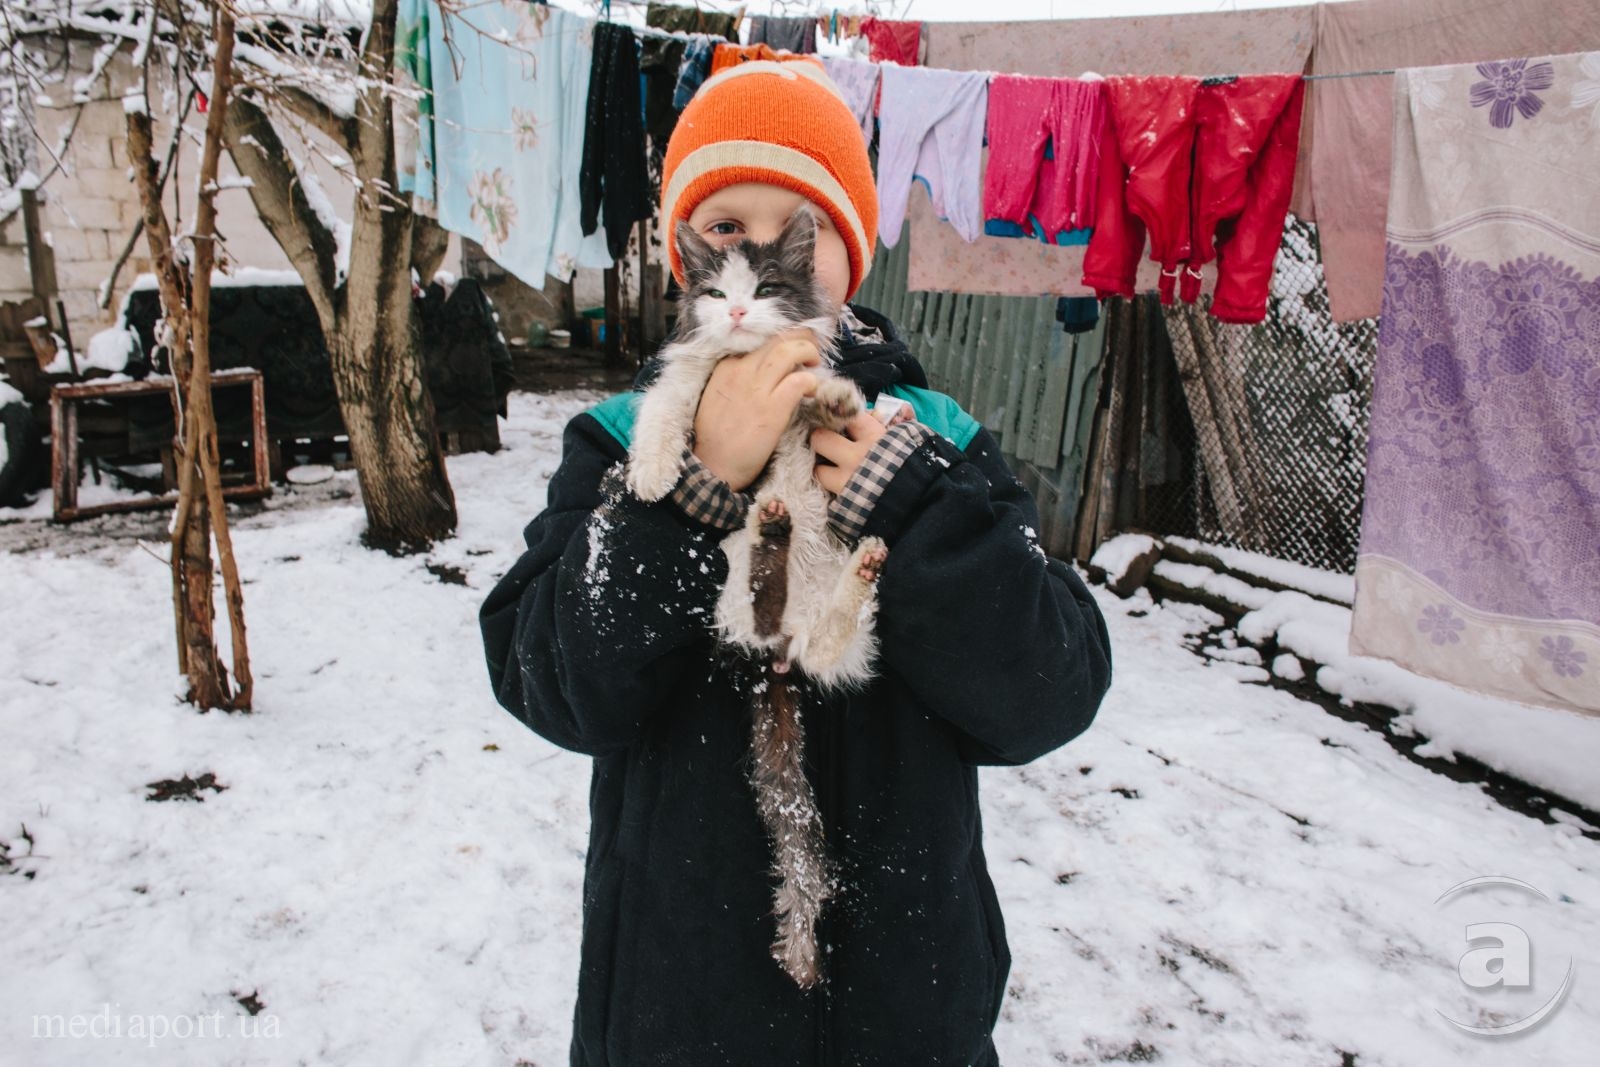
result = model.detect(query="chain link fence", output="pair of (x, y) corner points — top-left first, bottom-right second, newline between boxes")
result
(1158, 215), (1378, 574)
(858, 213), (1378, 574)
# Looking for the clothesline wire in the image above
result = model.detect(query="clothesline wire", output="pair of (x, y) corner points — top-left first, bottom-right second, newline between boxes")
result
(1302, 67), (1398, 80)
(595, 16), (729, 43)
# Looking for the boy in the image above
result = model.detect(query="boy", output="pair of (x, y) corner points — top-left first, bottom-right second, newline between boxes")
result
(479, 59), (1113, 1067)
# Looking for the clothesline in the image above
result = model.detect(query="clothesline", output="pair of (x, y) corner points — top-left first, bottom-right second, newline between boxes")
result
(585, 1), (1408, 83)
(1301, 67), (1398, 80)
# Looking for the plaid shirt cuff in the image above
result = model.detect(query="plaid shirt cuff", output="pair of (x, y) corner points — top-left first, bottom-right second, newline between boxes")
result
(668, 446), (753, 532)
(827, 421), (934, 544)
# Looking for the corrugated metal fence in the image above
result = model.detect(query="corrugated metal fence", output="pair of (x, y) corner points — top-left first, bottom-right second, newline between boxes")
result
(854, 237), (1108, 559)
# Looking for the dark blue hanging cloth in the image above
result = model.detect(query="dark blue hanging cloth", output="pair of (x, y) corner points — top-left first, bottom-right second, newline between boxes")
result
(581, 22), (653, 261)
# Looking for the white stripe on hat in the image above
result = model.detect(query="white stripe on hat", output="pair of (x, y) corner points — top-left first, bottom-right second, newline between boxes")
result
(661, 140), (869, 267)
(693, 59), (849, 107)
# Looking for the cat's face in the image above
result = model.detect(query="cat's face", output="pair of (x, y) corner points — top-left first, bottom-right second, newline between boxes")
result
(674, 211), (833, 354)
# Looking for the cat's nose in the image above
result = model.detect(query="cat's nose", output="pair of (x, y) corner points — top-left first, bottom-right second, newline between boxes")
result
(728, 307), (747, 324)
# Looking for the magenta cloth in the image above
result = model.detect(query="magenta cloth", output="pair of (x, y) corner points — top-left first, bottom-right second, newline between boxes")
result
(860, 17), (922, 66)
(876, 66), (989, 248)
(1350, 50), (1600, 715)
(982, 75), (1105, 240)
(1299, 0), (1600, 322)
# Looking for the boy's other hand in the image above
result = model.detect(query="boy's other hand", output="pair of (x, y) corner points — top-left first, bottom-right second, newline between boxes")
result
(810, 412), (888, 495)
(693, 330), (821, 492)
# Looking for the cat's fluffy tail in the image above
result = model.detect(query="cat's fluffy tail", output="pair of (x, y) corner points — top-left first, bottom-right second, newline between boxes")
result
(749, 663), (836, 989)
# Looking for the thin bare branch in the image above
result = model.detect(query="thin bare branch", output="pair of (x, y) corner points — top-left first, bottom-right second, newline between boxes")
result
(271, 81), (356, 146)
(221, 90), (340, 331)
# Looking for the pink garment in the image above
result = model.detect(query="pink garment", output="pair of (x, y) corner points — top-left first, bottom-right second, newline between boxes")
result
(859, 17), (922, 66)
(982, 75), (1105, 239)
(1299, 0), (1600, 322)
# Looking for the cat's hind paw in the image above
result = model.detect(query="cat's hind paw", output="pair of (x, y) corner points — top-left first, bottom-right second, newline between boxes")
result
(853, 537), (888, 583)
(755, 497), (791, 539)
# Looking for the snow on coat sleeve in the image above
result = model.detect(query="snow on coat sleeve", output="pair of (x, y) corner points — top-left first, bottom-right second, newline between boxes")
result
(478, 412), (726, 756)
(860, 424), (1114, 766)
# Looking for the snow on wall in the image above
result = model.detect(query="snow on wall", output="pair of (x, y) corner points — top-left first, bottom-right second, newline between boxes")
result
(1089, 532), (1158, 586)
(1165, 535), (1355, 605)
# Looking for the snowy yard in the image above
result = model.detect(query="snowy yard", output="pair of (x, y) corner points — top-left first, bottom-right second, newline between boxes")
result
(2, 389), (1597, 1066)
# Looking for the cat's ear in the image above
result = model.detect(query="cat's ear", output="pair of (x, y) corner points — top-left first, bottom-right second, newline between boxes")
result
(675, 222), (717, 279)
(775, 208), (819, 275)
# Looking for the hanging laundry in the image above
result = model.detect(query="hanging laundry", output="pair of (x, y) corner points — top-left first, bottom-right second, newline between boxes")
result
(1350, 51), (1600, 716)
(710, 43), (781, 74)
(860, 17), (922, 66)
(645, 1), (738, 39)
(876, 67), (988, 247)
(982, 217), (1093, 246)
(908, 7), (1312, 298)
(641, 37), (689, 187)
(1056, 296), (1100, 334)
(982, 74), (1105, 246)
(673, 35), (717, 110)
(1082, 76), (1201, 304)
(642, 6), (740, 194)
(581, 21), (652, 262)
(1299, 0), (1599, 323)
(820, 56), (881, 147)
(1179, 75), (1303, 323)
(748, 15), (817, 54)
(396, 0), (611, 284)
(908, 190), (1167, 297)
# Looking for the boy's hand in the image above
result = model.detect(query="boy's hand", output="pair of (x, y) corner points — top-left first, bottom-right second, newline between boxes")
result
(810, 412), (889, 495)
(693, 330), (821, 492)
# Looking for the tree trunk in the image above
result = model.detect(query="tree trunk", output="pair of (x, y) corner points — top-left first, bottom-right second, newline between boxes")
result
(332, 0), (457, 553)
(128, 93), (233, 709)
(328, 292), (457, 554)
(221, 0), (456, 553)
(187, 5), (253, 709)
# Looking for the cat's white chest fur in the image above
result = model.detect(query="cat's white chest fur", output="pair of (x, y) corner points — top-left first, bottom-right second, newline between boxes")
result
(627, 349), (887, 690)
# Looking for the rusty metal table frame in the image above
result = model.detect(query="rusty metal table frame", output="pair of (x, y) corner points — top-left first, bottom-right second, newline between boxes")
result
(50, 368), (271, 522)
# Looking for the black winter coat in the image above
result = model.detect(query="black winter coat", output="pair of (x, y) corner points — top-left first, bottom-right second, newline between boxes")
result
(479, 305), (1114, 1066)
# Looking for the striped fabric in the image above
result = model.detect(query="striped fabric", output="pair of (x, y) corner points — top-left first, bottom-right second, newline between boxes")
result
(827, 421), (933, 544)
(669, 446), (754, 531)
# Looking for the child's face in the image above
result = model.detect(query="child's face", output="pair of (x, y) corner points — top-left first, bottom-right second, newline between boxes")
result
(684, 183), (851, 307)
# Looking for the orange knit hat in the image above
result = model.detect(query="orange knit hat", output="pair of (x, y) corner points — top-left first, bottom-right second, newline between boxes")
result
(660, 58), (878, 300)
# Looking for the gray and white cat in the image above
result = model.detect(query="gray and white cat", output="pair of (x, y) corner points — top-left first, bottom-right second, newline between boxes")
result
(625, 209), (888, 989)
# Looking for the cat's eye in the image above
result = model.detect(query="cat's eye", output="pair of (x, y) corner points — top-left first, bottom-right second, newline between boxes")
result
(706, 289), (726, 299)
(755, 284), (776, 297)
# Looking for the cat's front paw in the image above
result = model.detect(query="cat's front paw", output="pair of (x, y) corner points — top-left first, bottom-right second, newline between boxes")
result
(626, 448), (684, 502)
(811, 377), (864, 431)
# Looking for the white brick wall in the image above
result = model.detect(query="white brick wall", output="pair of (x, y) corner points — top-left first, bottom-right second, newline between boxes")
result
(1, 41), (359, 332)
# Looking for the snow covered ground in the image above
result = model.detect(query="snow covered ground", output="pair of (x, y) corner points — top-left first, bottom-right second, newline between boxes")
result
(2, 389), (1596, 1065)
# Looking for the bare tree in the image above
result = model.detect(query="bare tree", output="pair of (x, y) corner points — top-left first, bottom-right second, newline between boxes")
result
(5, 0), (458, 554)
(126, 1), (252, 710)
(220, 0), (457, 553)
